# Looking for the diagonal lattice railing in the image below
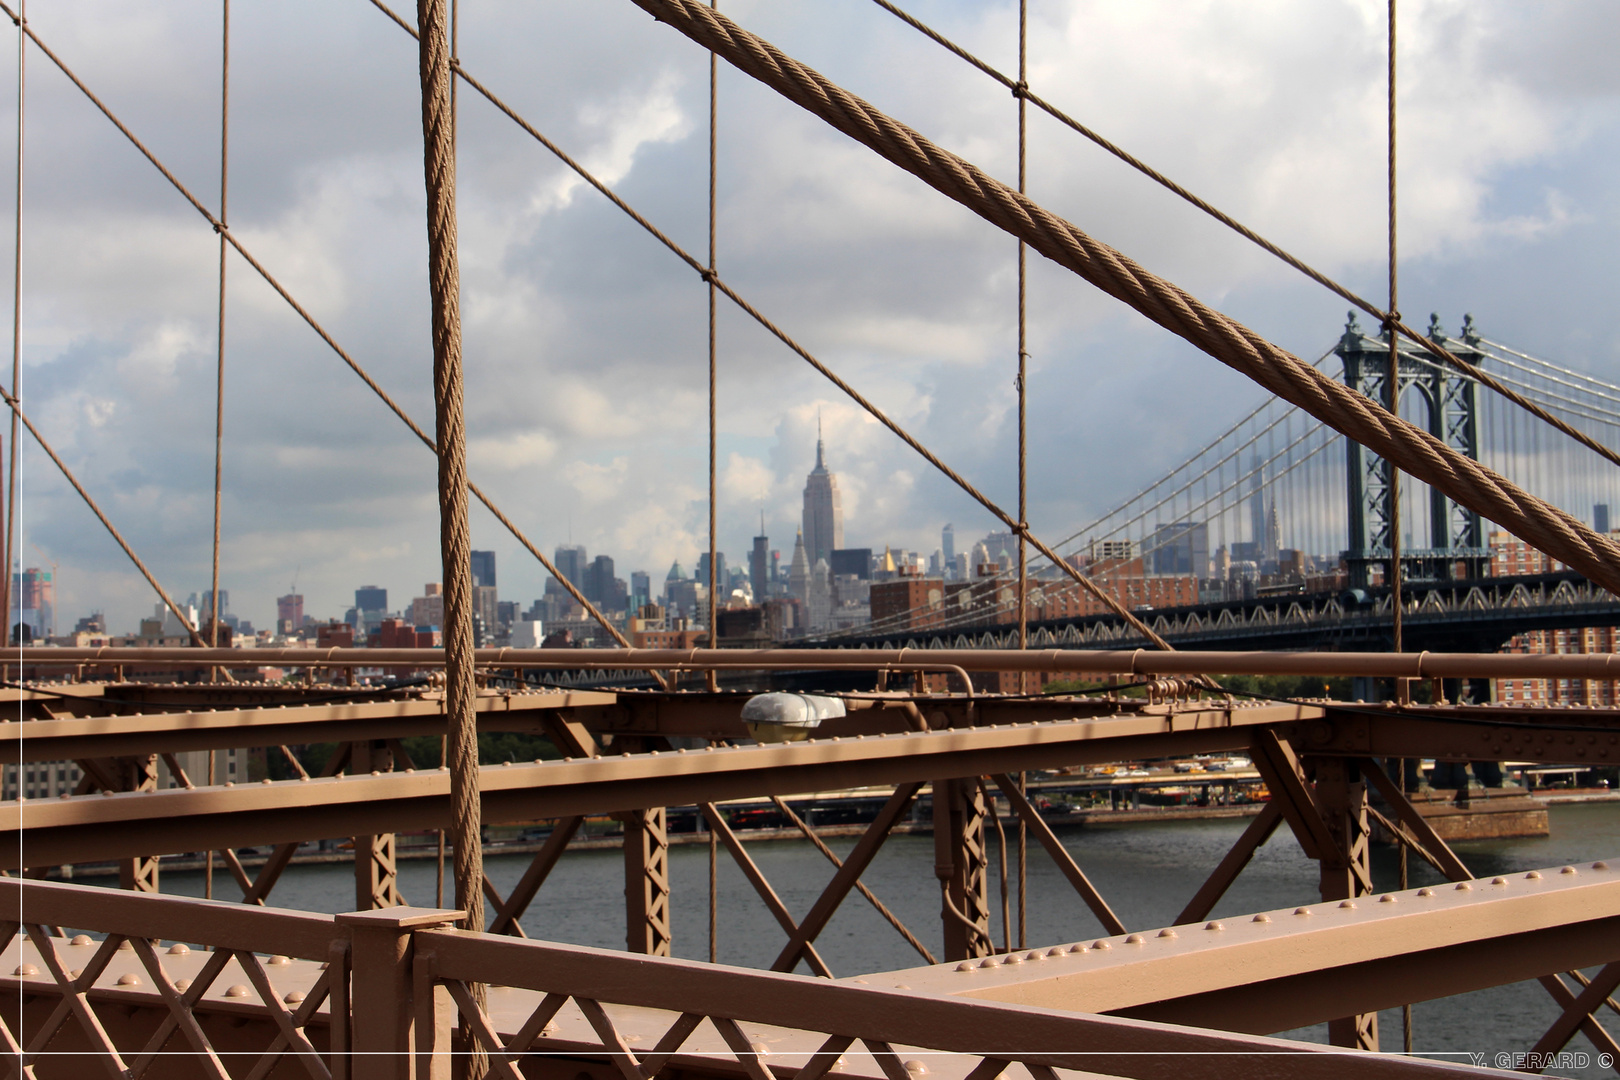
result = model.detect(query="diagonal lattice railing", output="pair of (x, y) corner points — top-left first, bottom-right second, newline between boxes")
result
(0, 879), (349, 1080)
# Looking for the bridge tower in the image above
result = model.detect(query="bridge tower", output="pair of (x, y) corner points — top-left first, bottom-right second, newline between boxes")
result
(1339, 313), (1487, 589)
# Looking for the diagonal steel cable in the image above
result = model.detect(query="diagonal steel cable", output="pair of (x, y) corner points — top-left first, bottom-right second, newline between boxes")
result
(866, 0), (1620, 473)
(630, 0), (1620, 598)
(0, 382), (215, 654)
(0, 0), (663, 684)
(367, 0), (1181, 652)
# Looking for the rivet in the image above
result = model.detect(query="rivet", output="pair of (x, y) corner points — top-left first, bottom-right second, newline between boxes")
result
(174, 979), (190, 992)
(1046, 947), (1065, 957)
(1338, 901), (1355, 910)
(1491, 877), (1508, 886)
(1562, 866), (1578, 875)
(1124, 934), (1145, 944)
(262, 778), (272, 784)
(70, 935), (92, 946)
(1091, 940), (1111, 950)
(979, 958), (996, 969)
(1003, 954), (1023, 965)
(370, 770), (381, 776)
(1294, 907), (1311, 916)
(167, 943), (190, 955)
(1068, 943), (1085, 953)
(1380, 895), (1397, 903)
(225, 985), (251, 998)
(1026, 951), (1044, 961)
(955, 962), (975, 972)
(284, 990), (306, 1004)
(1206, 920), (1225, 930)
(116, 973), (141, 986)
(1418, 888), (1434, 897)
(1159, 928), (1179, 937)
(117, 939), (133, 951)
(904, 1062), (927, 1075)
(267, 955), (290, 966)
(12, 965), (36, 976)
(1251, 914), (1270, 923)
(1526, 871), (1542, 879)
(1595, 862), (1610, 870)
(1455, 882), (1472, 891)
(750, 1042), (770, 1056)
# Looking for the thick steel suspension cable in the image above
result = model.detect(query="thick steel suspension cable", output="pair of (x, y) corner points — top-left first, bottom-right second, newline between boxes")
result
(0, 2), (663, 686)
(866, 0), (1620, 474)
(419, 0), (483, 964)
(2, 0), (20, 644)
(366, 0), (1178, 652)
(631, 0), (1620, 597)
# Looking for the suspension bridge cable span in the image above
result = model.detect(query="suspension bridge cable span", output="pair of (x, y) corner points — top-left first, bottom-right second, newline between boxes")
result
(630, 0), (1620, 598)
(866, 0), (1620, 474)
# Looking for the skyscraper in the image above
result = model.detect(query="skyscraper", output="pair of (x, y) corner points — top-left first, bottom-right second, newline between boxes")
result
(470, 551), (496, 589)
(788, 529), (811, 608)
(750, 516), (770, 602)
(553, 545), (587, 590)
(941, 524), (956, 576)
(354, 586), (387, 613)
(802, 418), (844, 566)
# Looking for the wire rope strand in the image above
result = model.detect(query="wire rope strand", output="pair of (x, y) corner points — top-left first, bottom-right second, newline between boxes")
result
(209, 0), (228, 678)
(3, 0), (20, 646)
(706, 0), (718, 689)
(1387, 0), (1402, 658)
(1015, 0), (1028, 948)
(417, 0), (484, 981)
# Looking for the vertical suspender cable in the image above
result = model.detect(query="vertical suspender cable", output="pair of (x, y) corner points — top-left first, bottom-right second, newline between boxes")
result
(418, 0), (484, 972)
(209, 0), (228, 674)
(436, 0), (458, 911)
(705, 0), (718, 692)
(1386, 0), (1402, 660)
(1014, 0), (1028, 950)
(205, 0), (228, 898)
(3, 0), (21, 645)
(707, 0), (722, 944)
(1389, 0), (1412, 1054)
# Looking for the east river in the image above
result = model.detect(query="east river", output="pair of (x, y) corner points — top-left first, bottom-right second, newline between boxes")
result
(153, 801), (1620, 1075)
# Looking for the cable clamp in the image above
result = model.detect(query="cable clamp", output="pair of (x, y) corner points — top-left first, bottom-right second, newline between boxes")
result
(1011, 80), (1029, 100)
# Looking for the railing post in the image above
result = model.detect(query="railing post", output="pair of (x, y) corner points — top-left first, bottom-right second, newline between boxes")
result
(338, 907), (463, 1080)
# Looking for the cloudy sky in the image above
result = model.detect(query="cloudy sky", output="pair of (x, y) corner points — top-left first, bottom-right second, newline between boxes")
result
(3, 0), (1616, 633)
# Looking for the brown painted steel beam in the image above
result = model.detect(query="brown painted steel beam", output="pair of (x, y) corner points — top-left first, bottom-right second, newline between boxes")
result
(26, 644), (1620, 680)
(0, 690), (617, 763)
(2, 709), (1297, 869)
(888, 862), (1620, 1035)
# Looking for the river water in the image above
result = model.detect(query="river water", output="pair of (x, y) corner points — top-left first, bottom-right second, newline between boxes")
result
(154, 802), (1620, 1075)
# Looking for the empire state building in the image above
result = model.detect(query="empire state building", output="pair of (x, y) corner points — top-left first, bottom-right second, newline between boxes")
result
(802, 422), (844, 566)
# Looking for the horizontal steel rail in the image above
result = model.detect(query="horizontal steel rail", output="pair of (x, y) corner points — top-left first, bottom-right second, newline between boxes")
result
(2, 706), (1308, 868)
(20, 645), (1620, 680)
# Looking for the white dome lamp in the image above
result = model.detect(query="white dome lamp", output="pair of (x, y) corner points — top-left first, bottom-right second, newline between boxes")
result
(740, 693), (845, 743)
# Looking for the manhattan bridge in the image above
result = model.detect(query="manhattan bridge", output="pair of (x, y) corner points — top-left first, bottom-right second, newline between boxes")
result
(3, 3), (1620, 1079)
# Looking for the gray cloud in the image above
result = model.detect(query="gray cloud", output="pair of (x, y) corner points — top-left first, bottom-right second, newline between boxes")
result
(2, 0), (1615, 632)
